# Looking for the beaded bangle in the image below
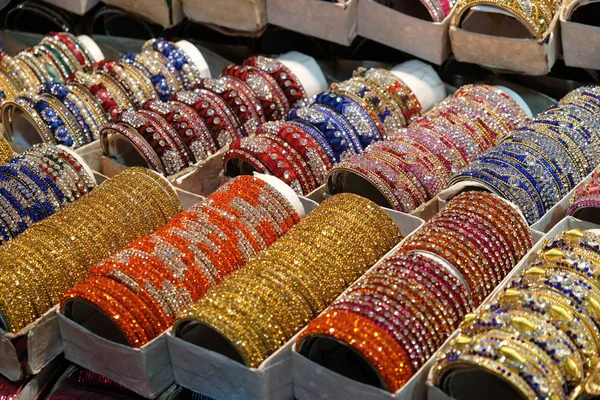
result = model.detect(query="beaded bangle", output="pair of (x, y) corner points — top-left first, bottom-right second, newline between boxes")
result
(121, 51), (182, 102)
(69, 71), (129, 120)
(193, 76), (266, 135)
(242, 56), (307, 108)
(142, 38), (203, 89)
(353, 67), (422, 123)
(174, 89), (244, 148)
(222, 64), (290, 121)
(143, 99), (217, 163)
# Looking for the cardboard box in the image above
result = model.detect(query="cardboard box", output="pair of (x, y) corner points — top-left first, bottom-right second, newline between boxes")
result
(181, 0), (267, 33)
(358, 0), (453, 65)
(58, 314), (173, 399)
(101, 0), (184, 28)
(450, 6), (561, 75)
(170, 207), (424, 400)
(425, 216), (598, 399)
(41, 0), (99, 15)
(561, 0), (600, 69)
(0, 308), (62, 382)
(267, 0), (358, 46)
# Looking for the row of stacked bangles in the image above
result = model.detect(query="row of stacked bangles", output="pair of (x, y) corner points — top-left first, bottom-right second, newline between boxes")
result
(1, 31), (600, 400)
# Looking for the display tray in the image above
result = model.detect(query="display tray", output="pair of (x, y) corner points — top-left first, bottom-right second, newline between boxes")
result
(560, 0), (600, 69)
(358, 0), (454, 65)
(267, 0), (358, 46)
(168, 205), (425, 400)
(449, 6), (561, 75)
(425, 216), (599, 399)
(0, 307), (62, 382)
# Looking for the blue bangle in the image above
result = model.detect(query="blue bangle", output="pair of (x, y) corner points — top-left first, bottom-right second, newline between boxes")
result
(41, 83), (94, 144)
(312, 91), (383, 148)
(32, 98), (76, 147)
(121, 53), (172, 102)
(0, 173), (46, 224)
(0, 164), (56, 217)
(146, 38), (201, 89)
(287, 104), (362, 160)
(288, 120), (338, 166)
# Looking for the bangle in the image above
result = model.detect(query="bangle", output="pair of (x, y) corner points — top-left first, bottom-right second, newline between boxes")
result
(142, 38), (204, 89)
(353, 67), (422, 123)
(242, 55), (308, 108)
(143, 99), (217, 163)
(69, 71), (128, 120)
(174, 89), (245, 148)
(222, 64), (290, 121)
(100, 122), (165, 175)
(121, 51), (182, 102)
(313, 90), (384, 147)
(0, 56), (41, 92)
(193, 76), (265, 135)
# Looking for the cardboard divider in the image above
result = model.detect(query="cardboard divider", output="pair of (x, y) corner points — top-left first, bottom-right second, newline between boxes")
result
(57, 314), (172, 399)
(561, 0), (600, 69)
(291, 217), (543, 400)
(101, 0), (184, 28)
(358, 0), (454, 65)
(424, 216), (600, 399)
(0, 307), (62, 382)
(449, 6), (561, 75)
(41, 0), (99, 15)
(169, 206), (425, 400)
(267, 0), (358, 46)
(182, 0), (267, 33)
(78, 139), (226, 198)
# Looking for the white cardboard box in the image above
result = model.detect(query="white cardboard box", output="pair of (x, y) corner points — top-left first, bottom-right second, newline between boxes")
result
(181, 0), (267, 33)
(358, 0), (453, 65)
(42, 0), (99, 15)
(450, 7), (561, 75)
(424, 216), (599, 399)
(0, 307), (62, 382)
(560, 0), (600, 69)
(267, 0), (358, 46)
(169, 207), (425, 400)
(58, 313), (173, 399)
(101, 0), (184, 28)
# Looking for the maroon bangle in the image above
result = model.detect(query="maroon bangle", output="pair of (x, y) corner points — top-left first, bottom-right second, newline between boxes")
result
(143, 99), (217, 164)
(242, 56), (308, 108)
(221, 64), (290, 121)
(193, 76), (266, 135)
(259, 133), (318, 194)
(257, 121), (331, 186)
(118, 110), (191, 175)
(224, 136), (303, 194)
(174, 89), (244, 148)
(100, 122), (165, 174)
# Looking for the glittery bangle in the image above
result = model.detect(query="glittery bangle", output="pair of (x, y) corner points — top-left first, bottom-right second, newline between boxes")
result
(142, 38), (203, 89)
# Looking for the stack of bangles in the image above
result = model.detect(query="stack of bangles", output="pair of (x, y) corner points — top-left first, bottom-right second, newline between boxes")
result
(0, 143), (95, 244)
(0, 167), (181, 333)
(98, 54), (307, 176)
(61, 176), (301, 347)
(296, 191), (532, 393)
(0, 32), (97, 106)
(432, 228), (600, 399)
(224, 67), (423, 195)
(567, 166), (600, 223)
(450, 85), (600, 225)
(452, 0), (561, 40)
(375, 0), (456, 22)
(174, 193), (402, 368)
(328, 84), (529, 211)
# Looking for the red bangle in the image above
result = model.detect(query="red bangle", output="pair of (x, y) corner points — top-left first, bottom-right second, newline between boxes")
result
(93, 60), (157, 109)
(257, 121), (330, 187)
(117, 110), (191, 174)
(242, 56), (307, 108)
(48, 32), (89, 68)
(143, 99), (217, 163)
(193, 76), (265, 135)
(100, 122), (166, 174)
(221, 64), (290, 121)
(224, 136), (303, 194)
(174, 89), (245, 148)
